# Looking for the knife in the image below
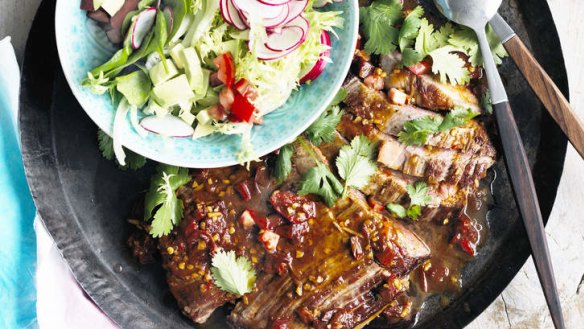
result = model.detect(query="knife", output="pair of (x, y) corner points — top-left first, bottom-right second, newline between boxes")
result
(490, 13), (584, 159)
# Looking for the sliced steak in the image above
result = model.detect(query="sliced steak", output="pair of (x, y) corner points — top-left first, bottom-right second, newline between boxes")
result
(386, 68), (482, 114)
(343, 78), (494, 158)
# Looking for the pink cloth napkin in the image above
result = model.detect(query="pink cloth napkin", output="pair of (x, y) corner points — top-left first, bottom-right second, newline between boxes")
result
(35, 217), (119, 329)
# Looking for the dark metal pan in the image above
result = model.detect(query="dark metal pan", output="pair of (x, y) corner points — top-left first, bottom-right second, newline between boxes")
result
(20, 0), (569, 328)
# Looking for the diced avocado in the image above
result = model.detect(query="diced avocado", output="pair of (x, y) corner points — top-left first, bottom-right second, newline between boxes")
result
(100, 0), (125, 16)
(93, 0), (105, 10)
(196, 109), (212, 126)
(169, 43), (186, 69)
(179, 47), (206, 95)
(179, 108), (196, 126)
(149, 59), (179, 86)
(152, 74), (195, 108)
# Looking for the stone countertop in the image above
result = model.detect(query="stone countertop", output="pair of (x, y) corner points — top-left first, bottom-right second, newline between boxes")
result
(1, 0), (582, 328)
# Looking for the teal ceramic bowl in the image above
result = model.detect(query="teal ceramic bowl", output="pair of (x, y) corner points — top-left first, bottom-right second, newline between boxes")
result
(55, 1), (359, 168)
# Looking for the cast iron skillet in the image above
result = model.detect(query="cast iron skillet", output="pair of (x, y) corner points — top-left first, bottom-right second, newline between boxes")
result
(20, 0), (569, 328)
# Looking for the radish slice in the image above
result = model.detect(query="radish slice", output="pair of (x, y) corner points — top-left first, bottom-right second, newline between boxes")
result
(332, 0), (343, 2)
(131, 8), (157, 49)
(300, 30), (331, 83)
(312, 0), (330, 8)
(140, 114), (195, 137)
(220, 0), (233, 25)
(254, 15), (309, 61)
(265, 25), (305, 51)
(282, 0), (308, 25)
(232, 0), (285, 19)
(258, 0), (292, 6)
(226, 0), (248, 30)
(262, 3), (290, 28)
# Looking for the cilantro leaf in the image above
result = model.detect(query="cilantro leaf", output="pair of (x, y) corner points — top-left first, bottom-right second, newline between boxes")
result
(97, 130), (146, 170)
(387, 203), (407, 218)
(336, 136), (378, 192)
(398, 6), (424, 51)
(144, 164), (191, 237)
(414, 18), (439, 55)
(434, 23), (455, 47)
(428, 46), (471, 85)
(401, 47), (426, 67)
(305, 105), (343, 145)
(211, 250), (256, 296)
(438, 107), (479, 131)
(360, 0), (403, 55)
(398, 115), (442, 146)
(406, 204), (422, 220)
(298, 164), (343, 207)
(386, 182), (431, 221)
(274, 144), (293, 183)
(406, 181), (432, 206)
(448, 24), (508, 66)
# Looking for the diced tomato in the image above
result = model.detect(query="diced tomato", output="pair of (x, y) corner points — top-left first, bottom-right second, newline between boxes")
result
(239, 210), (255, 229)
(269, 191), (316, 224)
(230, 91), (256, 123)
(235, 78), (258, 101)
(219, 87), (235, 110)
(213, 52), (236, 88)
(408, 60), (431, 76)
(208, 104), (228, 121)
(259, 230), (280, 253)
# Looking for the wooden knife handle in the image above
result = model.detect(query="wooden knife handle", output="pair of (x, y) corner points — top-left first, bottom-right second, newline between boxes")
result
(494, 101), (566, 329)
(504, 35), (584, 159)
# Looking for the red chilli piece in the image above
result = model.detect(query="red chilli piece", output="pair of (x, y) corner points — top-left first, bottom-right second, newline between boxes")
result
(230, 90), (256, 123)
(213, 52), (236, 88)
(450, 213), (480, 256)
(269, 190), (316, 224)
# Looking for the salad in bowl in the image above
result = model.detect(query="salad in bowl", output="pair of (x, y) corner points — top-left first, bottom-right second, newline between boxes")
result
(58, 0), (358, 167)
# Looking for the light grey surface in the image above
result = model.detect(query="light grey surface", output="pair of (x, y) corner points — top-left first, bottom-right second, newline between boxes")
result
(1, 0), (583, 328)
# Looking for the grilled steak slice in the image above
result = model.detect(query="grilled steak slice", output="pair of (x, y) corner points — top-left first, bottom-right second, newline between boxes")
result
(229, 191), (430, 329)
(343, 78), (494, 157)
(385, 68), (482, 113)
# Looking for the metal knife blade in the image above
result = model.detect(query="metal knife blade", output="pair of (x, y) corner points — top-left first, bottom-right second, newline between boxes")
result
(490, 13), (516, 44)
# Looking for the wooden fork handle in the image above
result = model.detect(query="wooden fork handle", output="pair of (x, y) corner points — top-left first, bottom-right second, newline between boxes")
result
(504, 35), (584, 159)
